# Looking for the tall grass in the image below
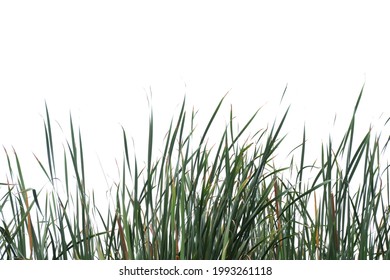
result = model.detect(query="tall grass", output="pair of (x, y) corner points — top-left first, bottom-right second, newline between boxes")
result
(1, 87), (389, 260)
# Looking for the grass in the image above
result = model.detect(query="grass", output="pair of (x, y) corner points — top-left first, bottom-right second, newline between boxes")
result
(1, 86), (389, 260)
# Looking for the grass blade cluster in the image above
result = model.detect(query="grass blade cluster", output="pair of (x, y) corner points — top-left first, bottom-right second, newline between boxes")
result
(0, 88), (389, 259)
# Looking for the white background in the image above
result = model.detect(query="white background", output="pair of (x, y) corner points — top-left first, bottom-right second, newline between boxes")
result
(0, 260), (388, 279)
(1, 1), (390, 199)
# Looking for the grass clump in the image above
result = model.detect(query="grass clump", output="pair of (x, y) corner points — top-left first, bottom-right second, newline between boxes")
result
(1, 87), (389, 260)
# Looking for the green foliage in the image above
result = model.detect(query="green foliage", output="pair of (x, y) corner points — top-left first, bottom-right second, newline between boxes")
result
(1, 87), (389, 259)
